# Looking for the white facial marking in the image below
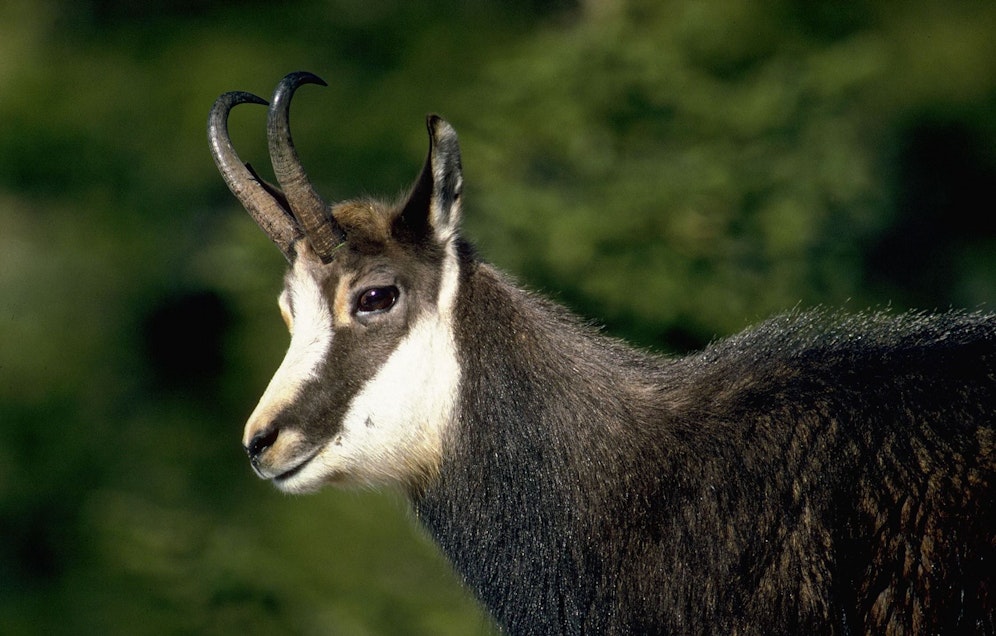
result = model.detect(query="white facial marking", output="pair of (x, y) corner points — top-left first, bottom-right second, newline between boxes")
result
(277, 241), (462, 491)
(243, 257), (332, 448)
(332, 275), (354, 326)
(278, 289), (293, 332)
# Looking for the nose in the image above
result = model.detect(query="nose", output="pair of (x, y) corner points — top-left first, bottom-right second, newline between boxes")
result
(245, 427), (279, 463)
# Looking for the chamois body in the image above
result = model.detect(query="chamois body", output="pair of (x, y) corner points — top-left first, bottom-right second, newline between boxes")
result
(208, 72), (996, 635)
(417, 256), (995, 634)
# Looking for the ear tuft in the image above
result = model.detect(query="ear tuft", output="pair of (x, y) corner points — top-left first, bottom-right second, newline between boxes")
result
(395, 115), (463, 245)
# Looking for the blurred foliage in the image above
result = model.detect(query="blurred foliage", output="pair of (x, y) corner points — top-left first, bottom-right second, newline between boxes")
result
(1, 0), (994, 633)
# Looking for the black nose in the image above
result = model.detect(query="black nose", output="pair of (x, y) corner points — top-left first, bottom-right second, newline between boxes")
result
(246, 427), (279, 463)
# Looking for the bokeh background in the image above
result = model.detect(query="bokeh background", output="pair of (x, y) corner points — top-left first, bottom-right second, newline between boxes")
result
(2, 0), (994, 633)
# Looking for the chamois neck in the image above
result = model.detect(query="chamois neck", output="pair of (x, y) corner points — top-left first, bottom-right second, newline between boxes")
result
(454, 260), (669, 408)
(412, 259), (676, 633)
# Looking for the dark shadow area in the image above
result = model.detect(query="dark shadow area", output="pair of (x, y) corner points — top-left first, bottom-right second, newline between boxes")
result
(869, 116), (996, 307)
(143, 289), (233, 393)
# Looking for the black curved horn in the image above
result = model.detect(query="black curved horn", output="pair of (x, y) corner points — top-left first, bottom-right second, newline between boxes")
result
(208, 91), (299, 262)
(267, 72), (345, 262)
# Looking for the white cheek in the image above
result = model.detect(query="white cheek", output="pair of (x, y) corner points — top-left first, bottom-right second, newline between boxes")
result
(308, 241), (463, 487)
(243, 264), (332, 445)
(330, 314), (460, 485)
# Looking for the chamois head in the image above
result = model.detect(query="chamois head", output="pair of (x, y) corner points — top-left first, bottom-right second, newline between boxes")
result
(208, 72), (464, 493)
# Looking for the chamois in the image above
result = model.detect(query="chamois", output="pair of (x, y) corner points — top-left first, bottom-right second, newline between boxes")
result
(208, 72), (996, 635)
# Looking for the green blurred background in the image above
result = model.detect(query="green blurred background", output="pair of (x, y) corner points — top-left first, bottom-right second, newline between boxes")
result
(1, 0), (994, 633)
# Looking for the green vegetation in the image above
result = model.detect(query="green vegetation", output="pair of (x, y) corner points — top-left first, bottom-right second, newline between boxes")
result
(1, 0), (994, 632)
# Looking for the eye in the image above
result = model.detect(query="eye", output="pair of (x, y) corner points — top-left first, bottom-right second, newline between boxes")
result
(356, 285), (399, 315)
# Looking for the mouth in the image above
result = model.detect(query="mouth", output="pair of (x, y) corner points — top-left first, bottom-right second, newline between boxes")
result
(268, 450), (320, 485)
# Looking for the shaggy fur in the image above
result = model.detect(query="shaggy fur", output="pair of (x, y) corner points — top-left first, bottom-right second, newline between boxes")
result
(415, 255), (995, 635)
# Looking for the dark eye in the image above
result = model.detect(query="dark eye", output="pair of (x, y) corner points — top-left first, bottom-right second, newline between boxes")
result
(356, 286), (399, 314)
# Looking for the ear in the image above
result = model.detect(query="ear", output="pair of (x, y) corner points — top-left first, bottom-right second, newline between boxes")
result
(395, 115), (463, 245)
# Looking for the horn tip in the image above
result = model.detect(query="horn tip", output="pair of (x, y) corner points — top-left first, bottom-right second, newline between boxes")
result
(282, 71), (328, 89)
(210, 91), (268, 118)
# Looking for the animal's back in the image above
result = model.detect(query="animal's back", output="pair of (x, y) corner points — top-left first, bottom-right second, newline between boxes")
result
(649, 309), (996, 634)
